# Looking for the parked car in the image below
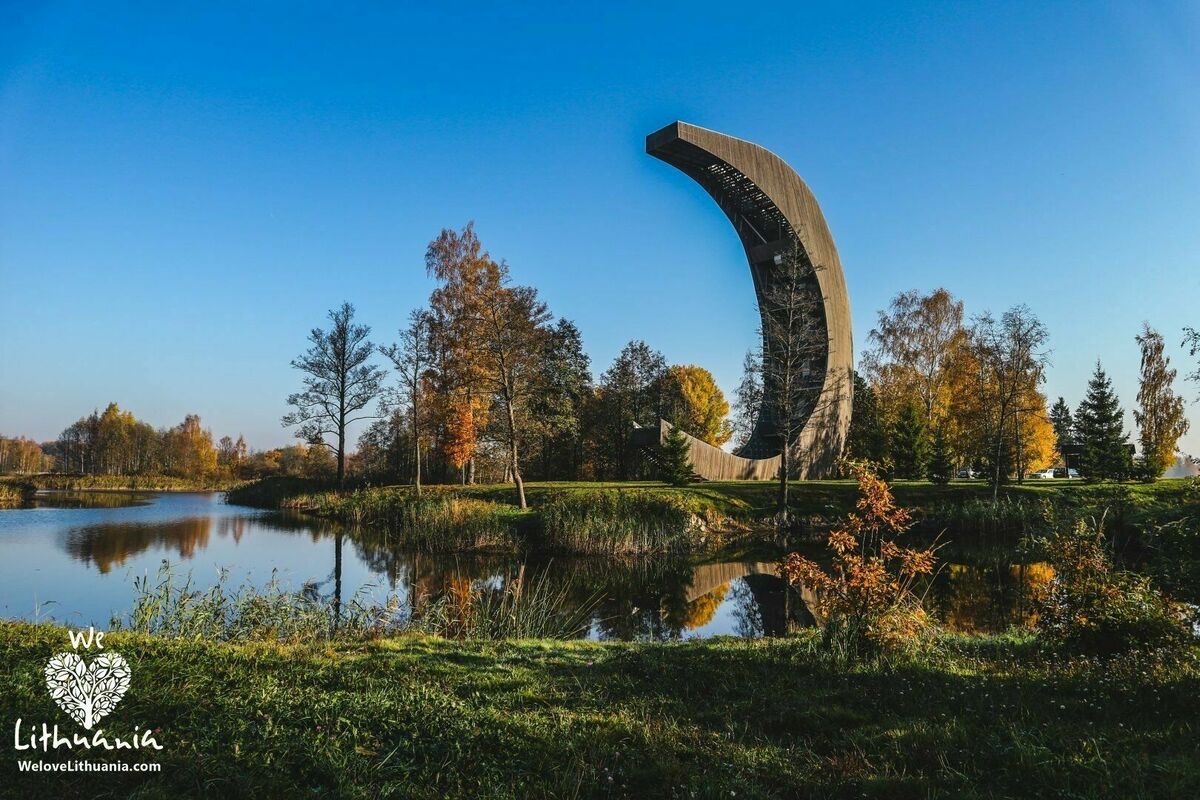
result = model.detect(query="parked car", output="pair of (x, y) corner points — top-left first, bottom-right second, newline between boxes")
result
(1030, 469), (1056, 479)
(956, 468), (977, 479)
(1052, 467), (1080, 479)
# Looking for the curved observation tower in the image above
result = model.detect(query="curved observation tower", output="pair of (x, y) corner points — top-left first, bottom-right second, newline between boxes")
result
(644, 121), (853, 479)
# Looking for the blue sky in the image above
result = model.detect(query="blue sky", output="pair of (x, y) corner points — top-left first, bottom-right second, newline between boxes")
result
(2, 1), (1198, 454)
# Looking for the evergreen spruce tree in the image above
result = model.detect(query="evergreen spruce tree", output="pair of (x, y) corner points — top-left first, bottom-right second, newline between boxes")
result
(846, 373), (889, 466)
(1074, 362), (1132, 480)
(927, 426), (953, 484)
(659, 425), (694, 487)
(890, 401), (930, 479)
(1049, 397), (1074, 457)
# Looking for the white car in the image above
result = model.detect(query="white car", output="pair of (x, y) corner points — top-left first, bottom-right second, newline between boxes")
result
(1030, 469), (1056, 479)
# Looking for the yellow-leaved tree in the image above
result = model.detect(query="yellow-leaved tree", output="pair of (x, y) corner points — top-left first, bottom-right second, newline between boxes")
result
(660, 364), (732, 447)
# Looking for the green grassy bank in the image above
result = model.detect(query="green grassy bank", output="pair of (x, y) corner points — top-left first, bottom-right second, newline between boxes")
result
(12, 474), (243, 492)
(225, 476), (1200, 556)
(1, 621), (1197, 798)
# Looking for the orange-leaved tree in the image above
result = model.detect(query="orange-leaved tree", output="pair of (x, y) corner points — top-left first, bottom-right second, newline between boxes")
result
(782, 461), (938, 657)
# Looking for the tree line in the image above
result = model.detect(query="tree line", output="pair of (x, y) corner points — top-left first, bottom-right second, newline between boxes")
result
(284, 223), (738, 499)
(835, 288), (1193, 486)
(0, 402), (338, 482)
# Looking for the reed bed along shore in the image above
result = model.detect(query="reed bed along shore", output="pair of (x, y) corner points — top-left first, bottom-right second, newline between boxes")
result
(0, 479), (35, 508)
(14, 473), (242, 492)
(115, 562), (593, 642)
(223, 476), (1200, 557)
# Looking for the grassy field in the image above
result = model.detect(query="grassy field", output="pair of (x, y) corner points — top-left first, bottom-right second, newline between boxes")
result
(1, 620), (1196, 798)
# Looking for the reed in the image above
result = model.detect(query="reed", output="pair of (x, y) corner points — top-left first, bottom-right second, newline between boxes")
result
(0, 480), (35, 508)
(288, 491), (523, 551)
(921, 496), (1045, 538)
(24, 474), (240, 492)
(538, 489), (711, 555)
(406, 570), (597, 640)
(115, 562), (400, 642)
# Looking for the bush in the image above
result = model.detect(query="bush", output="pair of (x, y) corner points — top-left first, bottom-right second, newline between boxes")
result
(783, 461), (938, 660)
(1038, 518), (1196, 659)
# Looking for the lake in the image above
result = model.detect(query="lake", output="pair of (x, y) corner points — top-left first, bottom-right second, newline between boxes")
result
(0, 491), (1050, 639)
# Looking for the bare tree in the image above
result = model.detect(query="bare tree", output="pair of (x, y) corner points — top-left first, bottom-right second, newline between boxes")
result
(381, 309), (434, 496)
(283, 302), (386, 486)
(759, 242), (829, 517)
(968, 305), (1049, 498)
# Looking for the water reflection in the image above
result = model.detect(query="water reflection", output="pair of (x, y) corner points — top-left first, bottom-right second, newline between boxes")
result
(0, 492), (1053, 637)
(33, 491), (153, 509)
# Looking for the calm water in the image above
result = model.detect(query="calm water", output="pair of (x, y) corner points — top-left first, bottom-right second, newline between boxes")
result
(0, 492), (1050, 638)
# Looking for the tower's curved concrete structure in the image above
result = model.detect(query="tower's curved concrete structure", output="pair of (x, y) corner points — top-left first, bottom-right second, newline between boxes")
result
(646, 121), (852, 479)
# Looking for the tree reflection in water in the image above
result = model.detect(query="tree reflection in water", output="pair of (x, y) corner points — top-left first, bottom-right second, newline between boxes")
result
(43, 497), (1057, 639)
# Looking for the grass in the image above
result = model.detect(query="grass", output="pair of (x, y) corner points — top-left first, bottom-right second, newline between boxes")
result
(1, 621), (1197, 798)
(12, 473), (242, 492)
(537, 489), (719, 555)
(0, 479), (35, 508)
(286, 491), (523, 551)
(113, 561), (592, 643)
(225, 476), (1200, 556)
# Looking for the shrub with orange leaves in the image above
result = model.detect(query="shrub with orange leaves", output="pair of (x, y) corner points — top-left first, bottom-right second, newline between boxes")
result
(782, 460), (938, 658)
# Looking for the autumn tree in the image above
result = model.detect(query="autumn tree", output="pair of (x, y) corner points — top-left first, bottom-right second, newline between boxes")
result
(660, 364), (732, 447)
(382, 309), (435, 495)
(425, 224), (493, 483)
(783, 462), (936, 658)
(0, 436), (50, 474)
(423, 224), (551, 507)
(967, 306), (1049, 496)
(476, 280), (550, 508)
(1133, 323), (1189, 477)
(165, 414), (218, 479)
(283, 302), (386, 486)
(863, 288), (967, 426)
(1075, 362), (1132, 480)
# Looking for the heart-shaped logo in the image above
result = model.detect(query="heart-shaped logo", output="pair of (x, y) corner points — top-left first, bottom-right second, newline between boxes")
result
(44, 651), (131, 730)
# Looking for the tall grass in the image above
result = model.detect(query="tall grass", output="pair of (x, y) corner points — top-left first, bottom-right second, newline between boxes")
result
(114, 562), (400, 641)
(27, 474), (239, 492)
(538, 489), (710, 555)
(921, 496), (1045, 538)
(407, 570), (598, 640)
(288, 490), (522, 551)
(0, 480), (35, 508)
(114, 561), (592, 642)
(224, 475), (328, 507)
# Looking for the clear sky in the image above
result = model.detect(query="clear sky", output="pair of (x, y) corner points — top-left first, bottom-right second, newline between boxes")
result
(2, 1), (1198, 454)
